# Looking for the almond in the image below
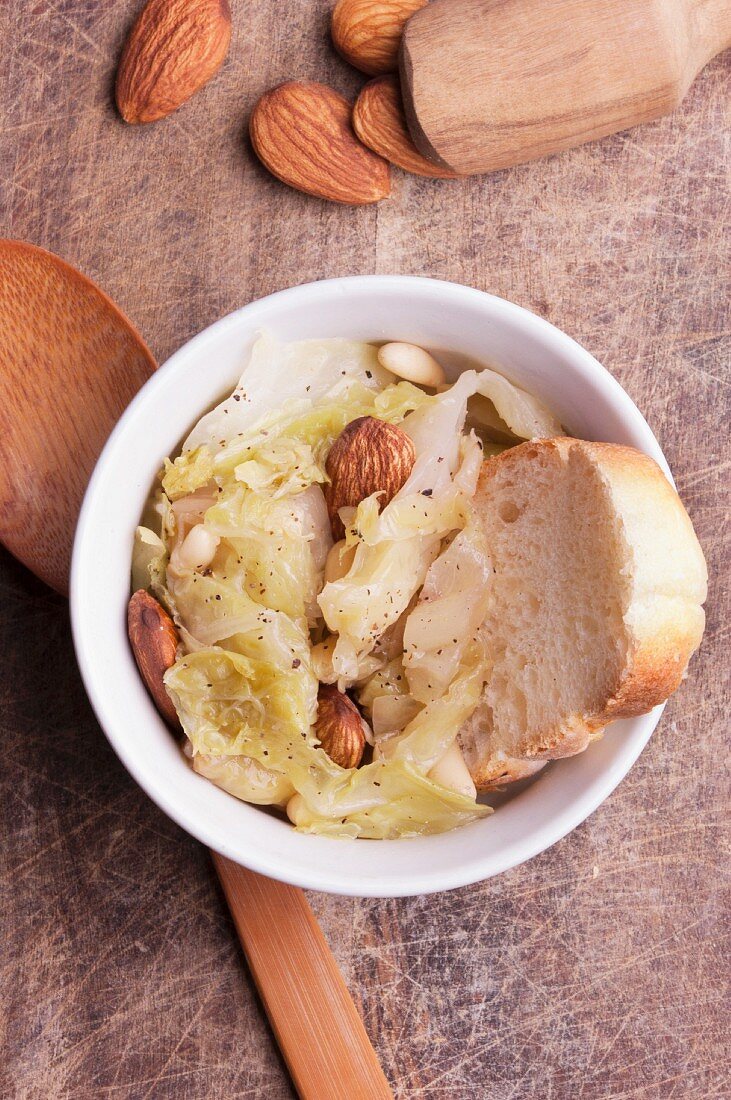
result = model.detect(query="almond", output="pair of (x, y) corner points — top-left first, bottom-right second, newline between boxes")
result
(353, 75), (459, 178)
(128, 589), (181, 728)
(116, 0), (232, 124)
(250, 81), (390, 204)
(315, 684), (366, 769)
(324, 415), (415, 539)
(331, 0), (428, 76)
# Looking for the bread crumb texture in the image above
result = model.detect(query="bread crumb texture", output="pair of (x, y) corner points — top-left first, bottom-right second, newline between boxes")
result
(460, 439), (707, 790)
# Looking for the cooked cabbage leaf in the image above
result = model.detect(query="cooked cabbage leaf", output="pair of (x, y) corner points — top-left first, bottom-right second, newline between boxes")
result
(403, 518), (492, 703)
(347, 487), (469, 546)
(201, 485), (326, 625)
(288, 760), (489, 839)
(184, 334), (398, 453)
(473, 367), (561, 440)
(167, 647), (487, 839)
(132, 526), (167, 592)
(319, 377), (482, 678)
(142, 334), (562, 839)
(193, 752), (294, 807)
(378, 642), (488, 772)
(318, 537), (440, 680)
(166, 567), (314, 671)
(357, 655), (408, 714)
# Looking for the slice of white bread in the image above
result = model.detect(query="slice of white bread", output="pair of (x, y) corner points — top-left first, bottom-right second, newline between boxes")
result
(458, 438), (707, 791)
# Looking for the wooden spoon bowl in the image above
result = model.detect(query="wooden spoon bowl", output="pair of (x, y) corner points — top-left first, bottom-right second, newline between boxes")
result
(0, 241), (156, 594)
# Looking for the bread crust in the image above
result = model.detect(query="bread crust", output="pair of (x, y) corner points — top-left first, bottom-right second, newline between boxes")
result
(458, 697), (549, 789)
(464, 438), (707, 790)
(467, 753), (547, 791)
(568, 439), (707, 723)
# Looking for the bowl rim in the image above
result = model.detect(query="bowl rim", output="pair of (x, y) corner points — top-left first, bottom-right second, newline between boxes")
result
(71, 275), (668, 896)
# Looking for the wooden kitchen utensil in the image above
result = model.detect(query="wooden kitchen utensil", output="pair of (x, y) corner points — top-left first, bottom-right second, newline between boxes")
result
(0, 240), (393, 1100)
(400, 0), (731, 175)
(0, 241), (156, 594)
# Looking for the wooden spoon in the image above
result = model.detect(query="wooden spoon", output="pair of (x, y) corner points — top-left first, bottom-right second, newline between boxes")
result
(0, 240), (156, 593)
(400, 0), (731, 175)
(0, 240), (393, 1100)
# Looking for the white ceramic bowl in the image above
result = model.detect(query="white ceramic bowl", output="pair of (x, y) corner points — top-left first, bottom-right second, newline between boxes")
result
(71, 276), (670, 897)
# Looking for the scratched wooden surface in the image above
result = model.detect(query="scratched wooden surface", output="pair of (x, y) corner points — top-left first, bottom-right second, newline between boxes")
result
(1, 3), (729, 1098)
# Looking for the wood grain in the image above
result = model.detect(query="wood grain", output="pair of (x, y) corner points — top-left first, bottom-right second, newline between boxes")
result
(401, 0), (731, 174)
(213, 855), (393, 1100)
(0, 1), (728, 1097)
(0, 242), (155, 594)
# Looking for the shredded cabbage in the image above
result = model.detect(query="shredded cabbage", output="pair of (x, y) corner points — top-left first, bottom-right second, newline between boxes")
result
(192, 752), (294, 807)
(371, 695), (422, 738)
(134, 333), (560, 838)
(318, 376), (482, 679)
(234, 437), (326, 498)
(166, 645), (488, 838)
(378, 642), (488, 772)
(162, 448), (214, 501)
(132, 526), (166, 592)
(183, 334), (417, 452)
(403, 518), (492, 704)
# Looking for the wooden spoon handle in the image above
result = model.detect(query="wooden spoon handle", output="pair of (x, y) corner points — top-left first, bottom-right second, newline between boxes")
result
(686, 0), (731, 66)
(401, 0), (731, 176)
(212, 853), (393, 1100)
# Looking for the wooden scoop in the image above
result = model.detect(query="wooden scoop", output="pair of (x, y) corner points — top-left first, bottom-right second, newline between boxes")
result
(0, 240), (392, 1100)
(400, 0), (731, 175)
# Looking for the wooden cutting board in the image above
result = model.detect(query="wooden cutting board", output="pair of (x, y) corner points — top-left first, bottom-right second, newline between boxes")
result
(400, 0), (731, 175)
(2, 2), (728, 1096)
